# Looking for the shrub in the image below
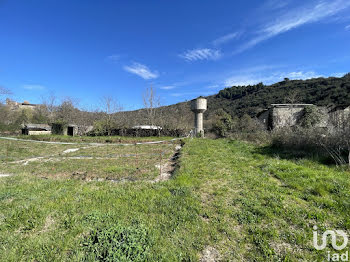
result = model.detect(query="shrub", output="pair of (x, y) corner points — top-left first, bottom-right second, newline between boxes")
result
(271, 126), (350, 166)
(82, 222), (151, 262)
(212, 109), (234, 137)
(238, 114), (262, 132)
(211, 110), (266, 142)
(271, 127), (322, 151)
(52, 121), (67, 135)
(88, 127), (186, 137)
(299, 105), (323, 128)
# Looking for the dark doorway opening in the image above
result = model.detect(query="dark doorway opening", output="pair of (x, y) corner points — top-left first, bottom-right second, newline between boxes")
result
(67, 126), (74, 136)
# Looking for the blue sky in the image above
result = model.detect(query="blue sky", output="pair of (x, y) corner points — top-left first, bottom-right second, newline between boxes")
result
(1, 0), (350, 110)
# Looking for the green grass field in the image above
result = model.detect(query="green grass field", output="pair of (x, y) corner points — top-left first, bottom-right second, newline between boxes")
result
(0, 137), (349, 261)
(0, 137), (178, 181)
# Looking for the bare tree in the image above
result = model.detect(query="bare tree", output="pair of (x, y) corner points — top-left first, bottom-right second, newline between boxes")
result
(285, 89), (301, 104)
(0, 86), (11, 103)
(143, 85), (160, 127)
(79, 104), (100, 127)
(41, 93), (58, 122)
(318, 114), (350, 167)
(99, 96), (122, 136)
(32, 104), (49, 124)
(56, 97), (80, 124)
(0, 104), (11, 125)
(283, 89), (302, 127)
(0, 86), (11, 95)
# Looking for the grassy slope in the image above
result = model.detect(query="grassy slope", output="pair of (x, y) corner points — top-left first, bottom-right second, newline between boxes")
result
(188, 140), (350, 260)
(0, 139), (349, 261)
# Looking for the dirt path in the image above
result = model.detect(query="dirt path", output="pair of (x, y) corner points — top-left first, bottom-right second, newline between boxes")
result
(152, 145), (182, 183)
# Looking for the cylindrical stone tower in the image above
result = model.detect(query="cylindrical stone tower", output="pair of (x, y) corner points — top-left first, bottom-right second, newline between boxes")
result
(191, 97), (207, 137)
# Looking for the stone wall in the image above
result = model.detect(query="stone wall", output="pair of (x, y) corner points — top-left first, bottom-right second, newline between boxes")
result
(258, 105), (331, 130)
(272, 107), (305, 129)
(28, 131), (52, 135)
(329, 107), (350, 129)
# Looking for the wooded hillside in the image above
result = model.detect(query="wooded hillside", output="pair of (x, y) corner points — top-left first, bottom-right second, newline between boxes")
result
(1, 73), (350, 132)
(132, 73), (350, 128)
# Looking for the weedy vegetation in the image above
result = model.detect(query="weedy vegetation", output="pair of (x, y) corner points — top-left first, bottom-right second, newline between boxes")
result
(0, 136), (349, 261)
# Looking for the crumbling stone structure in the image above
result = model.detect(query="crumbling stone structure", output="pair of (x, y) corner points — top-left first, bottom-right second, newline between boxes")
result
(258, 104), (330, 130)
(328, 105), (350, 129)
(6, 98), (37, 111)
(22, 124), (51, 135)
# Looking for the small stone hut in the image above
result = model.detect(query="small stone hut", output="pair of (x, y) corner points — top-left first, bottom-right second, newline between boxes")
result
(52, 123), (78, 136)
(51, 123), (93, 136)
(22, 124), (51, 135)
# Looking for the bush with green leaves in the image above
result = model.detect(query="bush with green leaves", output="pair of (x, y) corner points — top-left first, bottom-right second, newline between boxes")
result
(299, 105), (323, 128)
(82, 222), (151, 262)
(211, 109), (265, 139)
(212, 109), (235, 137)
(51, 121), (68, 135)
(238, 114), (261, 132)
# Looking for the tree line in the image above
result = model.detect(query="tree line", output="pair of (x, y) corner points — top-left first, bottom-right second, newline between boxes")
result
(1, 73), (349, 134)
(0, 86), (191, 134)
(214, 73), (350, 117)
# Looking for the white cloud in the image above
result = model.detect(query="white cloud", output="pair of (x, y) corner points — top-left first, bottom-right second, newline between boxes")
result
(284, 71), (323, 79)
(263, 1), (349, 35)
(179, 48), (222, 62)
(237, 0), (350, 53)
(158, 81), (190, 91)
(22, 84), (46, 90)
(332, 72), (346, 77)
(170, 91), (215, 97)
(123, 62), (159, 80)
(213, 32), (239, 46)
(346, 24), (350, 30)
(224, 76), (267, 87)
(224, 71), (323, 87)
(159, 85), (176, 90)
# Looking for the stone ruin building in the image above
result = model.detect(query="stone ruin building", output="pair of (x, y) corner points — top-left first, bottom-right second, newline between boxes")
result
(21, 124), (51, 135)
(6, 98), (37, 111)
(257, 104), (350, 130)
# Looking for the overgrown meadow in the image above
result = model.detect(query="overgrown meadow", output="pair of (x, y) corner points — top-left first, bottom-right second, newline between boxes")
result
(0, 137), (349, 261)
